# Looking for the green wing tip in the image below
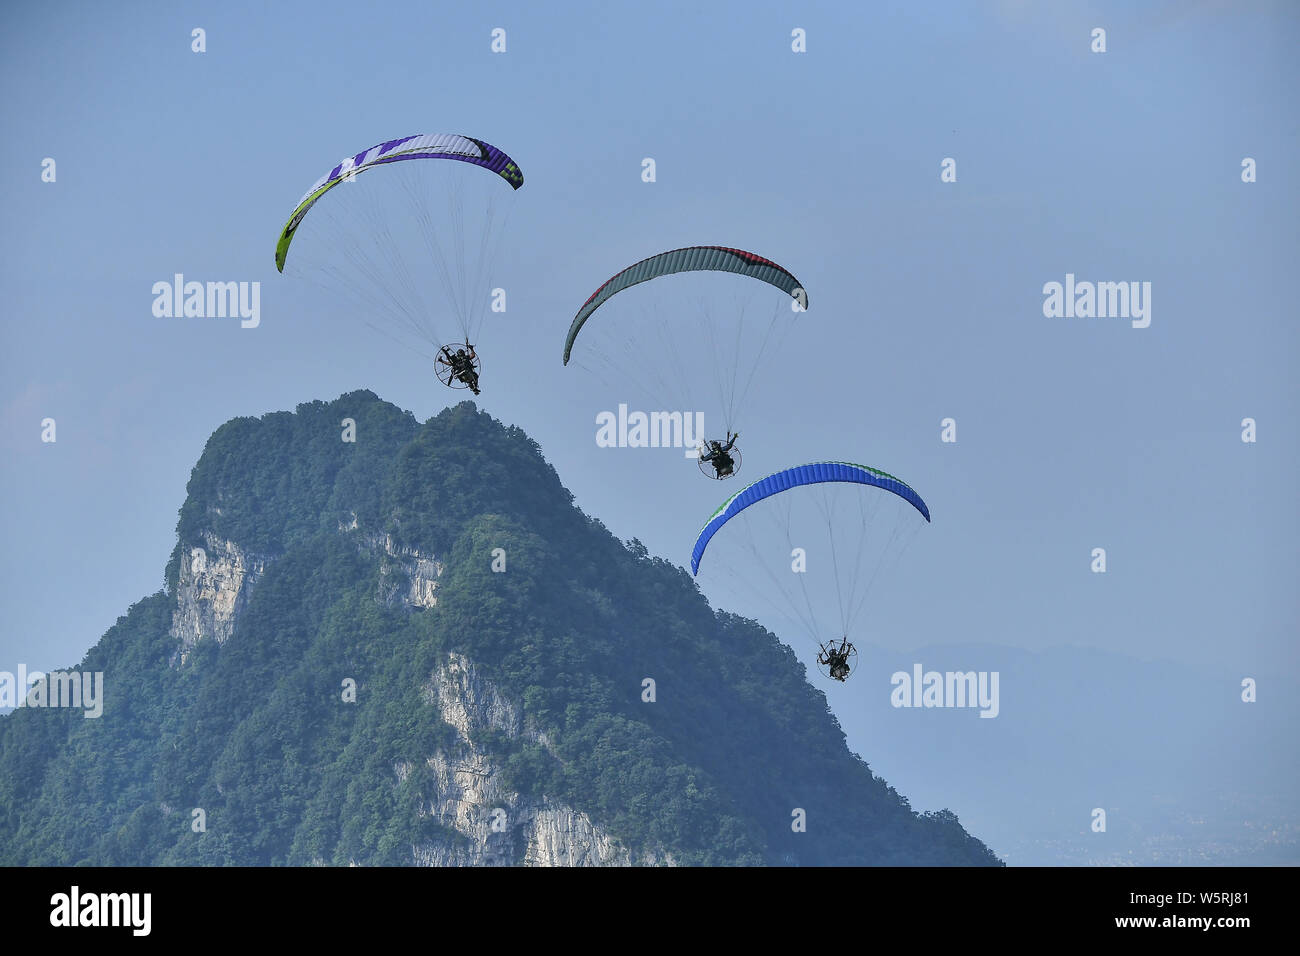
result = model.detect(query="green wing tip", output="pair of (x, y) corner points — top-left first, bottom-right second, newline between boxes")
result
(274, 233), (290, 272)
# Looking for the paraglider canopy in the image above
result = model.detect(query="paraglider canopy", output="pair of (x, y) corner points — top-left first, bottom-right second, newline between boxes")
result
(563, 245), (807, 365)
(272, 133), (523, 373)
(275, 133), (522, 273)
(691, 461), (930, 575)
(563, 246), (809, 468)
(688, 460), (931, 684)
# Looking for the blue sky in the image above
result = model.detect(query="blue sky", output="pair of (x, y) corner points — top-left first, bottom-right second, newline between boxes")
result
(2, 0), (1297, 857)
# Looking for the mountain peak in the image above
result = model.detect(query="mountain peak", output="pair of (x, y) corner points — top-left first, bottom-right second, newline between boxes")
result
(2, 392), (999, 866)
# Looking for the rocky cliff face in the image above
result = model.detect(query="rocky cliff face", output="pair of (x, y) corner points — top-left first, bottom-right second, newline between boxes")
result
(409, 653), (673, 867)
(170, 532), (273, 657)
(171, 523), (654, 865)
(358, 531), (443, 610)
(170, 527), (443, 652)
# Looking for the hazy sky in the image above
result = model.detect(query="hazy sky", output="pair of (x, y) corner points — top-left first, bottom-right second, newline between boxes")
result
(3, 0), (1296, 715)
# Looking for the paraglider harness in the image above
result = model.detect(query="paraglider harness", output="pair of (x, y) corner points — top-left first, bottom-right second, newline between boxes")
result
(437, 344), (480, 395)
(817, 637), (856, 682)
(699, 432), (740, 479)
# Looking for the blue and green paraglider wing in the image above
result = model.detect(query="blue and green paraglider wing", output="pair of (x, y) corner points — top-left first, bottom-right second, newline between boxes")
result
(690, 461), (930, 575)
